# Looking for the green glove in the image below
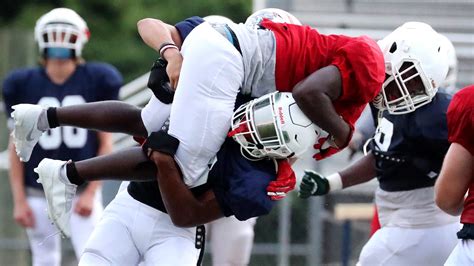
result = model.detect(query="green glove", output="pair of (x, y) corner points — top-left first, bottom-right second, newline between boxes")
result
(298, 170), (330, 198)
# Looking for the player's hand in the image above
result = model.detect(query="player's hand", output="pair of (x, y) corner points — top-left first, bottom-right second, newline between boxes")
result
(13, 200), (35, 228)
(74, 190), (94, 217)
(298, 170), (330, 199)
(313, 137), (340, 161)
(267, 159), (296, 200)
(165, 51), (183, 90)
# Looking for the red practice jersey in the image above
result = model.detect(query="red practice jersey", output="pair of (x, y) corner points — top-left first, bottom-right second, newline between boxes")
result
(447, 85), (474, 224)
(261, 20), (385, 157)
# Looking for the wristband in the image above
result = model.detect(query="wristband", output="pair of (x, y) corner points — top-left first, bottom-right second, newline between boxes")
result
(327, 173), (343, 192)
(159, 42), (179, 59)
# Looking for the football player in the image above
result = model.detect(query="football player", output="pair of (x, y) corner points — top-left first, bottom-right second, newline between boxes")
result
(298, 22), (458, 265)
(346, 32), (460, 236)
(12, 9), (387, 265)
(2, 8), (122, 266)
(435, 84), (474, 265)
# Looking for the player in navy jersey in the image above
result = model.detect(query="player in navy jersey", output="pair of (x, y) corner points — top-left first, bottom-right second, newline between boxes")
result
(298, 23), (459, 265)
(2, 8), (122, 266)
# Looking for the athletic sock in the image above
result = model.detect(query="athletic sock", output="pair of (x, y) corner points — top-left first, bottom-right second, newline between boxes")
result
(46, 107), (60, 129)
(65, 161), (84, 186)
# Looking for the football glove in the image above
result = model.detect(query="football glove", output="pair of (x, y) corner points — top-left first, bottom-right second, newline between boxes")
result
(147, 58), (175, 104)
(266, 159), (296, 200)
(298, 170), (330, 199)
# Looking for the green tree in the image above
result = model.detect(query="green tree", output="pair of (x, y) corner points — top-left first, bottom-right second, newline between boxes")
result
(1, 0), (251, 81)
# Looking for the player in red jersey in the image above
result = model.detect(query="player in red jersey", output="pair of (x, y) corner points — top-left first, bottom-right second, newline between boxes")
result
(435, 84), (474, 265)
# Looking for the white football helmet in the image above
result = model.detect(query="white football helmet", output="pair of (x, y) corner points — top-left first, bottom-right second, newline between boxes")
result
(373, 22), (449, 114)
(203, 15), (234, 25)
(230, 92), (327, 160)
(438, 34), (458, 94)
(34, 8), (90, 58)
(245, 8), (302, 29)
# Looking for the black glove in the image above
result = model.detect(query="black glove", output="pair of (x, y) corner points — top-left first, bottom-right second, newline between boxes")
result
(147, 58), (174, 104)
(298, 170), (330, 199)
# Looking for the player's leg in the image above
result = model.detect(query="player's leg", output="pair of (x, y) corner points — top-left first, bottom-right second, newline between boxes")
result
(10, 101), (147, 161)
(141, 206), (201, 265)
(141, 95), (172, 134)
(25, 196), (61, 266)
(358, 223), (459, 265)
(79, 190), (141, 266)
(209, 216), (257, 266)
(34, 147), (156, 236)
(168, 22), (244, 185)
(69, 191), (104, 259)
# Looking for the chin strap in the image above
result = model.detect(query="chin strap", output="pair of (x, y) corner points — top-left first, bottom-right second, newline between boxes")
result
(227, 121), (249, 138)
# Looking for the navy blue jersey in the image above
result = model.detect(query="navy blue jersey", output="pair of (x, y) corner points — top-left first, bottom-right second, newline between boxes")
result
(128, 137), (276, 220)
(209, 138), (276, 220)
(3, 62), (122, 190)
(368, 92), (452, 191)
(128, 17), (276, 220)
(175, 16), (205, 40)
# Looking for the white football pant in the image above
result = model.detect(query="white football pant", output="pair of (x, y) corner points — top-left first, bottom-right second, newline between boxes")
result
(26, 192), (103, 266)
(208, 216), (257, 266)
(141, 21), (244, 188)
(79, 190), (200, 266)
(358, 222), (459, 266)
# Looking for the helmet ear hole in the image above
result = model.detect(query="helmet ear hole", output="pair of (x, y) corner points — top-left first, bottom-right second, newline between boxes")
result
(389, 42), (397, 53)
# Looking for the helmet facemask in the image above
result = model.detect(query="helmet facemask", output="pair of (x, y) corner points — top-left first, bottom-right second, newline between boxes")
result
(382, 59), (436, 114)
(230, 93), (292, 160)
(38, 23), (84, 59)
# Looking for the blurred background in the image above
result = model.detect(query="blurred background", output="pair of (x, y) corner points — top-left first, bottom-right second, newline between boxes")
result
(0, 0), (473, 265)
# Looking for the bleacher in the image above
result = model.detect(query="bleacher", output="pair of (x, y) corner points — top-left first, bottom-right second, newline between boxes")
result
(287, 0), (474, 88)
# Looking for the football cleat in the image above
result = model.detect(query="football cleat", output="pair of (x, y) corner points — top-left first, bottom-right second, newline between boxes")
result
(35, 159), (77, 238)
(11, 104), (46, 162)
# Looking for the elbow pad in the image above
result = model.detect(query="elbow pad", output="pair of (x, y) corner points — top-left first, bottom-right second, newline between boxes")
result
(142, 130), (180, 157)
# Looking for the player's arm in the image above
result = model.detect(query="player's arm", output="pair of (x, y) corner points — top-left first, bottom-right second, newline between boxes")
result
(137, 18), (183, 89)
(299, 152), (377, 198)
(435, 143), (473, 216)
(8, 138), (35, 227)
(150, 151), (224, 227)
(292, 65), (351, 148)
(53, 101), (147, 137)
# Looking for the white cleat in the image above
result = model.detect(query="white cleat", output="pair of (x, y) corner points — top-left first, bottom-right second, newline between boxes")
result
(35, 159), (77, 238)
(11, 104), (46, 162)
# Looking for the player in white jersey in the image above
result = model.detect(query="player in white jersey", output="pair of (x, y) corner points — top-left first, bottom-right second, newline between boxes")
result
(204, 11), (302, 266)
(298, 23), (459, 265)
